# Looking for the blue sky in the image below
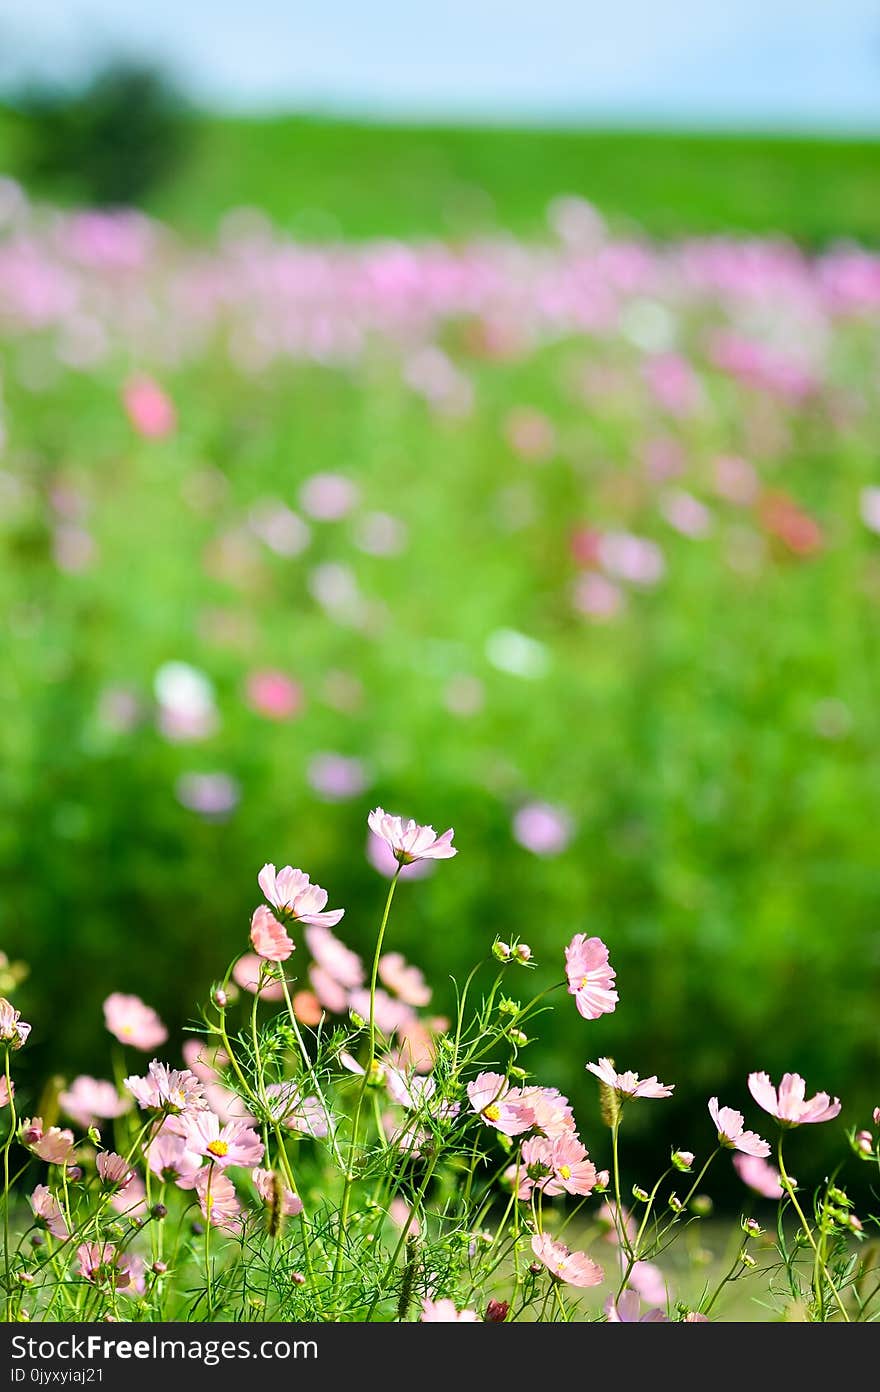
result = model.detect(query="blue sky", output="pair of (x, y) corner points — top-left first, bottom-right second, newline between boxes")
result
(3, 1), (880, 130)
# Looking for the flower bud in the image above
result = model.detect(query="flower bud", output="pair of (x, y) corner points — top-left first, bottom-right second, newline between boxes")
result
(485, 1299), (509, 1322)
(741, 1216), (762, 1238)
(151, 1203), (168, 1220)
(739, 1249), (756, 1268)
(594, 1169), (610, 1192)
(291, 1271), (306, 1286)
(672, 1150), (694, 1172)
(873, 1107), (880, 1127)
(508, 1029), (529, 1047)
(30, 1234), (43, 1249)
(349, 1010), (366, 1029)
(152, 1261), (168, 1275)
(668, 1194), (684, 1214)
(17, 1272), (34, 1285)
(514, 944), (533, 965)
(528, 1262), (543, 1277)
(66, 1166), (83, 1182)
(191, 1221), (205, 1236)
(87, 1126), (102, 1146)
(854, 1130), (873, 1156)
(498, 998), (520, 1016)
(212, 986), (230, 1009)
(492, 941), (512, 963)
(632, 1185), (649, 1203)
(508, 1066), (528, 1081)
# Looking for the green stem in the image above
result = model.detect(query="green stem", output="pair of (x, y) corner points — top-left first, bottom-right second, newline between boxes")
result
(332, 868), (401, 1300)
(3, 1047), (15, 1319)
(778, 1132), (849, 1322)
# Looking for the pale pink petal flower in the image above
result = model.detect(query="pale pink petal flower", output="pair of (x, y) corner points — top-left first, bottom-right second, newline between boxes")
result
(0, 1077), (13, 1107)
(748, 1071), (841, 1125)
(605, 1290), (667, 1322)
(96, 1151), (135, 1189)
(245, 670), (303, 721)
(367, 830), (434, 880)
(299, 472), (359, 521)
(58, 1076), (131, 1130)
(467, 1072), (535, 1137)
(516, 1087), (576, 1139)
(195, 1167), (242, 1235)
(103, 994), (167, 1051)
(587, 1058), (673, 1100)
(307, 752), (369, 801)
(521, 1133), (597, 1197)
(367, 807), (456, 864)
(627, 1257), (668, 1305)
(379, 951), (431, 1007)
(388, 1197), (421, 1237)
(258, 864), (344, 928)
(565, 936), (618, 1020)
(148, 1129), (203, 1189)
(732, 1152), (785, 1200)
(252, 1166), (303, 1217)
(250, 905), (295, 962)
(30, 1184), (69, 1238)
(513, 802), (574, 856)
(181, 1112), (264, 1170)
(348, 988), (415, 1037)
(530, 1232), (603, 1287)
(0, 998), (30, 1050)
(309, 965), (349, 1014)
(708, 1097), (770, 1156)
(123, 375), (176, 439)
(77, 1242), (128, 1289)
(572, 572), (625, 620)
(32, 1127), (75, 1165)
(860, 486), (880, 536)
(265, 1083), (330, 1139)
(420, 1297), (479, 1322)
(110, 1174), (148, 1221)
(124, 1059), (208, 1116)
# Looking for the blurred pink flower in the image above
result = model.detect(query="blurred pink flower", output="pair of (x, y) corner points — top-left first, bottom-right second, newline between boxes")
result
(748, 1071), (841, 1126)
(587, 1058), (673, 1100)
(250, 904), (295, 962)
(354, 511), (407, 556)
(644, 353), (702, 417)
(182, 1113), (264, 1170)
(367, 808), (456, 865)
(714, 454), (759, 506)
(103, 993), (168, 1050)
(661, 490), (713, 539)
(467, 1072), (534, 1137)
(732, 1152), (785, 1199)
(565, 936), (618, 1020)
(307, 752), (369, 801)
(421, 1297), (479, 1322)
(572, 572), (625, 620)
(175, 772), (240, 818)
(299, 472), (359, 521)
(708, 1097), (770, 1156)
(30, 1185), (68, 1238)
(123, 375), (176, 439)
(860, 486), (880, 535)
(266, 1083), (330, 1139)
(0, 1077), (13, 1107)
(252, 1166), (303, 1217)
(195, 1167), (241, 1235)
(245, 670), (303, 721)
(504, 406), (556, 462)
(154, 662), (218, 743)
(309, 965), (349, 1014)
(125, 1060), (207, 1116)
(530, 1232), (603, 1287)
(379, 951), (431, 1007)
(109, 1173), (148, 1221)
(248, 499), (310, 557)
(232, 953), (285, 1001)
(77, 1241), (138, 1290)
(348, 987), (414, 1036)
(304, 925), (364, 988)
(388, 1197), (420, 1237)
(258, 865), (344, 928)
(513, 802), (573, 856)
(605, 1290), (667, 1322)
(597, 532), (665, 587)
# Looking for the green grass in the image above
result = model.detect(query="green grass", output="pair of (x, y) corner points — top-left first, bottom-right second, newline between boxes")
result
(3, 109), (880, 243)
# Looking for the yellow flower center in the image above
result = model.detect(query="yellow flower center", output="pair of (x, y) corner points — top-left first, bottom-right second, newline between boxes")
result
(483, 1103), (502, 1122)
(580, 976), (589, 990)
(207, 1140), (229, 1158)
(559, 1164), (572, 1180)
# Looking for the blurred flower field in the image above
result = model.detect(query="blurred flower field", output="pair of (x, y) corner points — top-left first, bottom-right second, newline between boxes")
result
(2, 169), (880, 1180)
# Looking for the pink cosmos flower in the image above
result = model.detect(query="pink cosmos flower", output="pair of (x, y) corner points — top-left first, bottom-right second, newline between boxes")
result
(748, 1071), (841, 1126)
(0, 999), (30, 1050)
(379, 951), (431, 1007)
(299, 472), (360, 521)
(517, 1087), (576, 1139)
(195, 1167), (242, 1235)
(125, 1060), (208, 1116)
(467, 1072), (534, 1137)
(0, 1077), (12, 1107)
(123, 375), (176, 439)
(874, 1107), (880, 1127)
(309, 965), (349, 1014)
(32, 1126), (75, 1165)
(420, 1297), (479, 1322)
(96, 1151), (134, 1188)
(520, 1134), (597, 1197)
(109, 1173), (148, 1220)
(265, 1083), (331, 1139)
(564, 936), (618, 1020)
(530, 1232), (603, 1287)
(605, 1290), (667, 1322)
(586, 1059), (674, 1100)
(232, 954), (285, 1001)
(388, 1198), (421, 1238)
(348, 987), (415, 1037)
(58, 1076), (130, 1130)
(572, 572), (625, 621)
(367, 808), (456, 865)
(30, 1184), (69, 1238)
(307, 752), (369, 802)
(252, 1167), (303, 1217)
(245, 670), (303, 721)
(627, 1257), (668, 1305)
(708, 1097), (770, 1156)
(258, 865), (344, 928)
(304, 925), (364, 988)
(250, 905), (295, 962)
(367, 830), (434, 880)
(77, 1242), (143, 1294)
(148, 1129), (203, 1189)
(103, 994), (168, 1050)
(732, 1152), (785, 1200)
(181, 1113), (264, 1170)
